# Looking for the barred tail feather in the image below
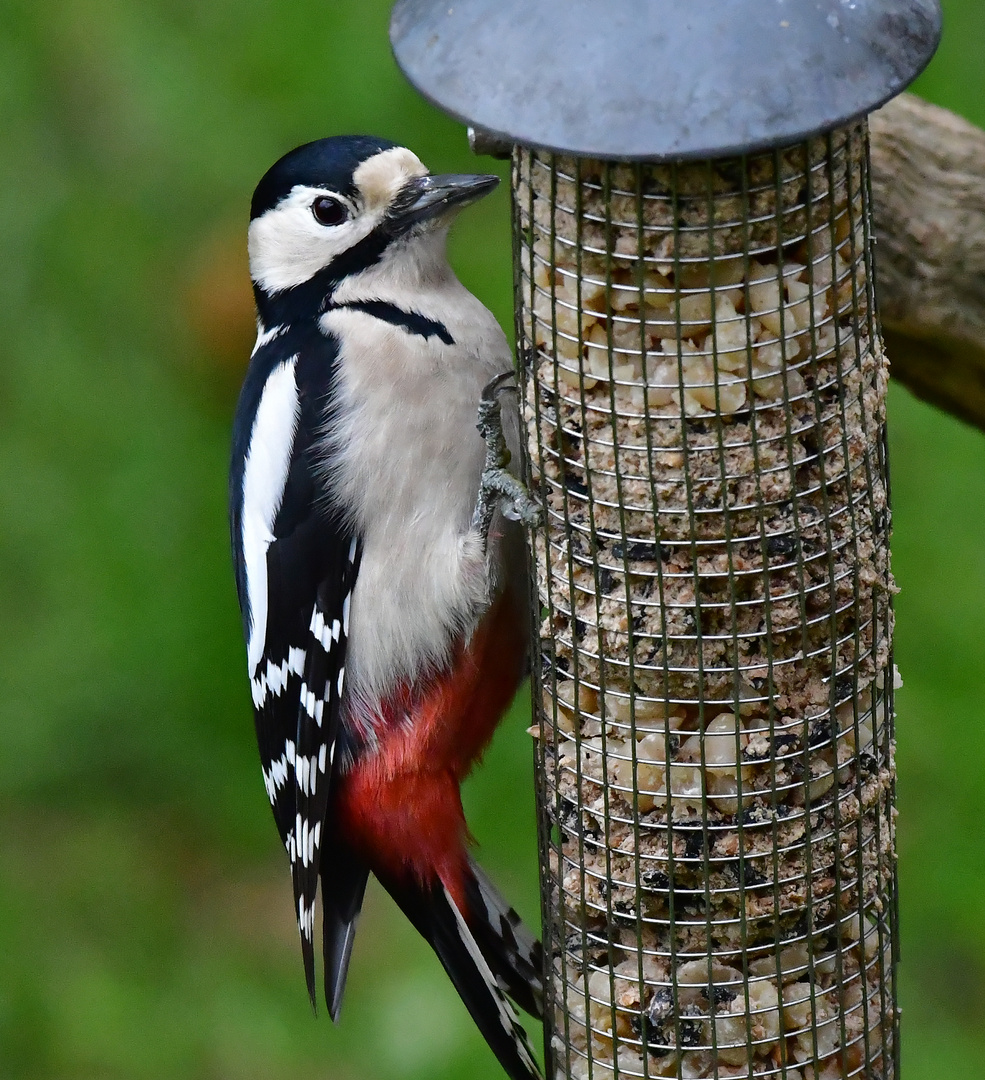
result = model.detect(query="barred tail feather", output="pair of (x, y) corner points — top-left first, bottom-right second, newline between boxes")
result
(381, 874), (543, 1080)
(465, 856), (544, 1020)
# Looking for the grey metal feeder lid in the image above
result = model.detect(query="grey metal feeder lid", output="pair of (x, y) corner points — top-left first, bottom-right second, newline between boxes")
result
(390, 0), (942, 161)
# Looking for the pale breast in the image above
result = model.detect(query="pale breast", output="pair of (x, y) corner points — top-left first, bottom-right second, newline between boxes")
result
(321, 296), (514, 706)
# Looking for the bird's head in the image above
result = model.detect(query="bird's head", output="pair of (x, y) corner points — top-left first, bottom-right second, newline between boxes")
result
(247, 136), (499, 307)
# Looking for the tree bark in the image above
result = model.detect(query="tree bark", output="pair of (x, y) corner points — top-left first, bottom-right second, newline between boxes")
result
(870, 93), (985, 432)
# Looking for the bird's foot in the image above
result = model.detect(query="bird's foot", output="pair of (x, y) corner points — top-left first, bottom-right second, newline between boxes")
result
(472, 372), (540, 546)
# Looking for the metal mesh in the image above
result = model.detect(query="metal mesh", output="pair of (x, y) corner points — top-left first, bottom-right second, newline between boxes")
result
(513, 124), (898, 1080)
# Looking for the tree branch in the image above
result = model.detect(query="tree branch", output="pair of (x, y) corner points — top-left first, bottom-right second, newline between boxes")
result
(870, 93), (985, 432)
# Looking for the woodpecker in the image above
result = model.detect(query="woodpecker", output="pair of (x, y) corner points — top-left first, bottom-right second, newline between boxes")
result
(229, 135), (543, 1080)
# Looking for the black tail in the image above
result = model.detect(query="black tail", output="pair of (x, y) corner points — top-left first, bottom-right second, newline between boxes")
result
(381, 869), (543, 1080)
(320, 839), (370, 1021)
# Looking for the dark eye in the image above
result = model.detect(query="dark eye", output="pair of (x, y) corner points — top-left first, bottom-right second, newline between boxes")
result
(311, 196), (348, 227)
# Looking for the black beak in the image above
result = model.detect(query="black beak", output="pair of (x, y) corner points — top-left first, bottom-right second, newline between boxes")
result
(388, 173), (500, 231)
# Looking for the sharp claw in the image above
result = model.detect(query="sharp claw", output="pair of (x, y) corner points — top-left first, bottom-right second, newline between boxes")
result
(473, 371), (540, 545)
(476, 372), (519, 464)
(499, 480), (541, 527)
(480, 370), (517, 405)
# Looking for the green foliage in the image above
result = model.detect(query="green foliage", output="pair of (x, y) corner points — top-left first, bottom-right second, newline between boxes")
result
(0, 0), (982, 1076)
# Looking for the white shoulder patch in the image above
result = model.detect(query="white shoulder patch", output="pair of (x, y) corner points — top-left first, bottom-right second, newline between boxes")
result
(241, 357), (300, 673)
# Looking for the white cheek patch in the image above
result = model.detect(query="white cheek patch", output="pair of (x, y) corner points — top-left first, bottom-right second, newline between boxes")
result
(248, 185), (373, 294)
(353, 147), (427, 214)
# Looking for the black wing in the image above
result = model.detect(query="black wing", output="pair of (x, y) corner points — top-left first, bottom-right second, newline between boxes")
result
(231, 333), (362, 1007)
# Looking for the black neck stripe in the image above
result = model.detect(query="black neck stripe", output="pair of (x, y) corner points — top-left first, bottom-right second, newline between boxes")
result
(327, 299), (454, 345)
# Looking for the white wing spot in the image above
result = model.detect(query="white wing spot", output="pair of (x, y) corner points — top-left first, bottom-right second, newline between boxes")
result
(309, 605), (339, 652)
(299, 817), (310, 867)
(251, 322), (286, 358)
(250, 676), (264, 707)
(262, 749), (293, 804)
(298, 895), (315, 940)
(252, 646), (308, 707)
(269, 659), (289, 695)
(300, 682), (325, 723)
(296, 754), (320, 796)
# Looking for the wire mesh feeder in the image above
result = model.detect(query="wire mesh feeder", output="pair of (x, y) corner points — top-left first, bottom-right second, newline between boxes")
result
(514, 127), (899, 1080)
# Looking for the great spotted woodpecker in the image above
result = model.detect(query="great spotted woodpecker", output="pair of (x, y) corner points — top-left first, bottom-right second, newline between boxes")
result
(229, 135), (543, 1080)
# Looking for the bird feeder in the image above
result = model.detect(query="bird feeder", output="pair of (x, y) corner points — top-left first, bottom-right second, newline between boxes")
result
(391, 3), (941, 1078)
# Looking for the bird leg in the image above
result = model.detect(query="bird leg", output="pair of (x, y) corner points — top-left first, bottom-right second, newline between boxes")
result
(472, 372), (540, 548)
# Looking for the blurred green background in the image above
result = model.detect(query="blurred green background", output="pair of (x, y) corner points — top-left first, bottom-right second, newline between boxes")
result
(1, 1), (983, 1077)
